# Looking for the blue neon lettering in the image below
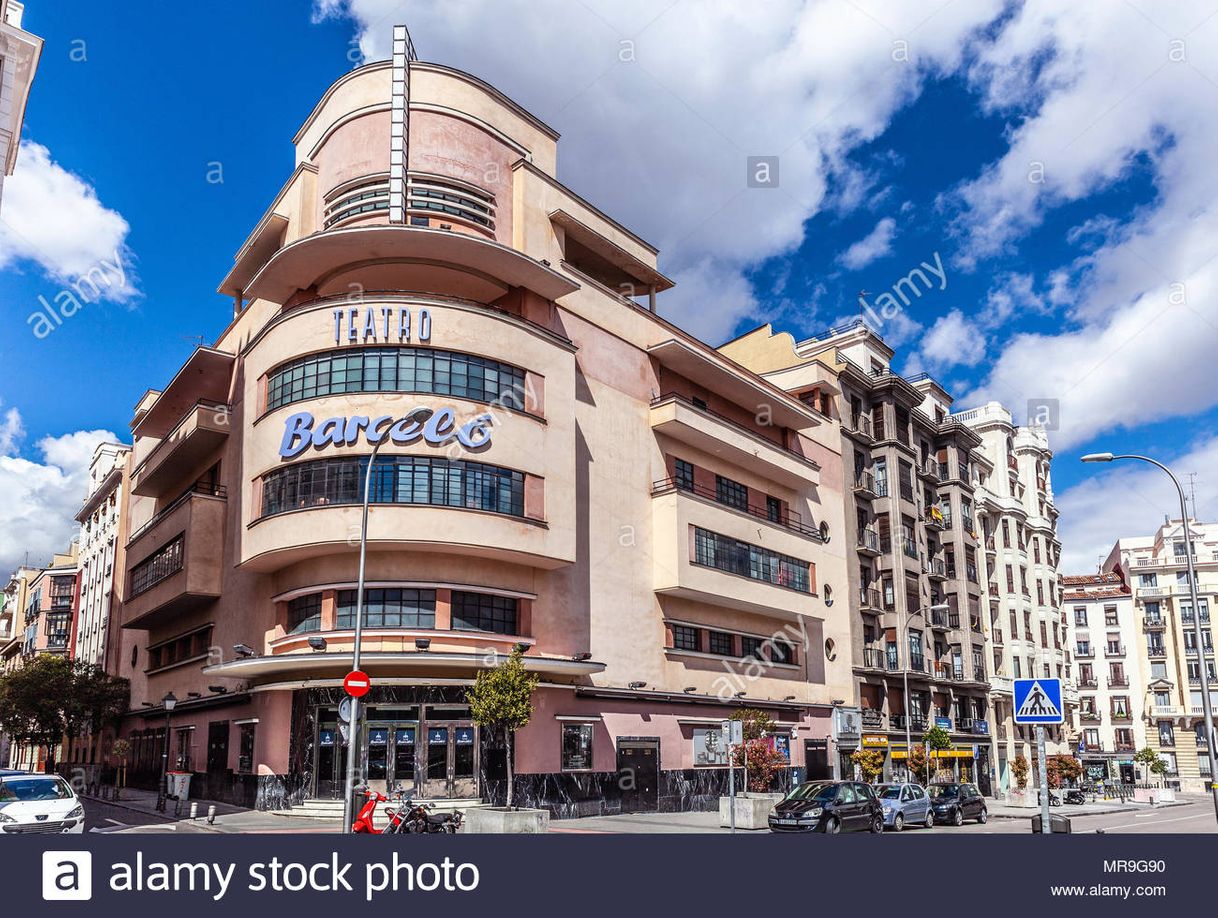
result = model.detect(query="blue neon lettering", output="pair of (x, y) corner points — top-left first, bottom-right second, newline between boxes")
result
(366, 415), (394, 444)
(279, 412), (315, 459)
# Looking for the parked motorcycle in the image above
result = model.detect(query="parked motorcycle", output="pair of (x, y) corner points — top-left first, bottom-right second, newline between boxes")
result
(351, 786), (411, 834)
(1063, 788), (1087, 805)
(398, 798), (464, 834)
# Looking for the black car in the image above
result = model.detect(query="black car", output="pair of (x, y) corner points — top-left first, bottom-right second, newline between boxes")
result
(927, 782), (988, 826)
(768, 781), (884, 834)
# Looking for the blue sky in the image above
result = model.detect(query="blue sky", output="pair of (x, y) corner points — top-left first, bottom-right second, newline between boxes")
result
(3, 0), (1218, 573)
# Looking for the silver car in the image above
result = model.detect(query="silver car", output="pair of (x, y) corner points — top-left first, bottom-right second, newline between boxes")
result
(876, 782), (933, 831)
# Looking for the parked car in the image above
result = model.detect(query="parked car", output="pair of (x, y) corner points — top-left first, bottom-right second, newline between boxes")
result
(0, 773), (85, 834)
(876, 782), (934, 830)
(768, 781), (884, 834)
(0, 769), (28, 777)
(927, 782), (988, 826)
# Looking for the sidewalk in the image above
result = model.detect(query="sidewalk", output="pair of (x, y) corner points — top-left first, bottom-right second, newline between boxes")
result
(86, 787), (339, 834)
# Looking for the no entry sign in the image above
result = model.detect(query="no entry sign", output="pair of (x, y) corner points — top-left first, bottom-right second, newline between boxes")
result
(343, 670), (371, 698)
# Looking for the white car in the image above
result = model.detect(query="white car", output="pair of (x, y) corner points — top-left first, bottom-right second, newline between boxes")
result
(0, 773), (85, 834)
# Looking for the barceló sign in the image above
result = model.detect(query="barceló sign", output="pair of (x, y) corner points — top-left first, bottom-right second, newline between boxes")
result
(279, 408), (494, 460)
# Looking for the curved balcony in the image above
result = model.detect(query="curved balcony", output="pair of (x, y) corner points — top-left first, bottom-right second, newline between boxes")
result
(241, 224), (579, 305)
(202, 642), (603, 688)
(242, 501), (573, 573)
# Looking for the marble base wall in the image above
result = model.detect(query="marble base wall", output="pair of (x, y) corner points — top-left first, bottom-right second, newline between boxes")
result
(484, 766), (800, 819)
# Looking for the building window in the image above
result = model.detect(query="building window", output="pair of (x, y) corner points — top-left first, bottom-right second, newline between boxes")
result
(770, 638), (795, 665)
(1158, 721), (1175, 747)
(238, 723), (256, 774)
(1104, 606), (1118, 627)
(708, 630), (735, 656)
(261, 456), (526, 518)
(451, 592), (518, 635)
(130, 535), (184, 597)
(741, 635), (762, 660)
(266, 347), (526, 412)
(287, 594), (322, 633)
(336, 588), (438, 629)
(672, 625), (699, 652)
(715, 475), (749, 512)
(766, 495), (782, 524)
(146, 626), (214, 672)
(674, 458), (694, 492)
(692, 527), (810, 593)
(561, 723), (594, 771)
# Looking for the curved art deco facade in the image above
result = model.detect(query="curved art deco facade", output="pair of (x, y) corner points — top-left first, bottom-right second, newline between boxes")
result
(115, 50), (852, 814)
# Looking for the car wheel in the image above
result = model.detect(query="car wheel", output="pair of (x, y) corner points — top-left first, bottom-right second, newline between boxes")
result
(893, 813), (904, 832)
(870, 814), (884, 834)
(977, 808), (988, 824)
(924, 809), (935, 829)
(824, 816), (841, 834)
(951, 808), (963, 827)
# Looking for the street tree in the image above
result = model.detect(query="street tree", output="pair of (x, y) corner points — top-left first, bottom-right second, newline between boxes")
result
(467, 646), (538, 809)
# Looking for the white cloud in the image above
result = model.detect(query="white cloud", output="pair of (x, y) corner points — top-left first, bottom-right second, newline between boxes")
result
(311, 0), (1005, 342)
(956, 1), (1218, 447)
(0, 408), (118, 575)
(1056, 434), (1218, 572)
(0, 140), (136, 300)
(915, 308), (986, 370)
(981, 272), (1047, 329)
(839, 216), (897, 270)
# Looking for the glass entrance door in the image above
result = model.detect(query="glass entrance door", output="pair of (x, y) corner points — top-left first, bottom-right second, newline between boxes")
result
(366, 722), (418, 796)
(421, 723), (478, 798)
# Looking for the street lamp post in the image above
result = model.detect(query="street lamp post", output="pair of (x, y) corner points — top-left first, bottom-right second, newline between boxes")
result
(156, 691), (177, 813)
(1082, 452), (1218, 824)
(341, 408), (433, 834)
(903, 604), (950, 782)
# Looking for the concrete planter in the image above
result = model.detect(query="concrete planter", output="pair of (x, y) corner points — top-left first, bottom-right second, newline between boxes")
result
(462, 806), (550, 834)
(1006, 789), (1039, 808)
(719, 792), (784, 830)
(1134, 786), (1176, 804)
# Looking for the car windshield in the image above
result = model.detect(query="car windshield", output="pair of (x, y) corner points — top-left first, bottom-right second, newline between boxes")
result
(784, 782), (838, 802)
(878, 785), (903, 800)
(927, 785), (958, 799)
(0, 777), (73, 802)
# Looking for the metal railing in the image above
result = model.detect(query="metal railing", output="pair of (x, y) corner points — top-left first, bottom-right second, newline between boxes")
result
(651, 478), (822, 538)
(126, 483), (228, 547)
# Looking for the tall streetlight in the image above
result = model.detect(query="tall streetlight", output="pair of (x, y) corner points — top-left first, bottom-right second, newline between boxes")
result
(903, 603), (950, 781)
(155, 691), (177, 813)
(342, 407), (433, 834)
(1082, 452), (1218, 823)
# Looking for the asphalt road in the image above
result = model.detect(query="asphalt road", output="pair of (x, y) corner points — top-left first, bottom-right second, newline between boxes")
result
(891, 800), (1218, 835)
(84, 798), (176, 833)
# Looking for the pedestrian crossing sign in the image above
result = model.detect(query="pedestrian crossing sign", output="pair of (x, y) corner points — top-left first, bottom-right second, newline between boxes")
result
(1013, 678), (1064, 724)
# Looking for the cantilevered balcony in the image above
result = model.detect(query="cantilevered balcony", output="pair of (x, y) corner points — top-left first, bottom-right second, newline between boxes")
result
(131, 401), (230, 497)
(122, 486), (226, 630)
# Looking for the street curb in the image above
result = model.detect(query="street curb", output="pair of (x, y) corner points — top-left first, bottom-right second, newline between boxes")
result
(82, 794), (226, 833)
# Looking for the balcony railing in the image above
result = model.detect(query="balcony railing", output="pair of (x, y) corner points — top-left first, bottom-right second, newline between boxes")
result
(846, 414), (874, 439)
(127, 482), (228, 547)
(651, 478), (821, 538)
(1104, 645), (1127, 657)
(1182, 611), (1212, 624)
(861, 708), (884, 727)
(1147, 645), (1167, 659)
(861, 647), (885, 669)
(1143, 615), (1166, 630)
(858, 528), (881, 553)
(903, 537), (919, 559)
(1107, 676), (1130, 687)
(859, 587), (882, 610)
(1075, 648), (1094, 659)
(925, 557), (947, 579)
(854, 470), (877, 496)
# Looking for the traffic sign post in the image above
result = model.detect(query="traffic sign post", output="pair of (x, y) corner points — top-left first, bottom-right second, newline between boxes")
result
(1013, 678), (1063, 836)
(344, 670), (371, 698)
(721, 719), (744, 834)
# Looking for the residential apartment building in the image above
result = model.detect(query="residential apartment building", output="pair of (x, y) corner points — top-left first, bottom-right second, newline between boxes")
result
(108, 29), (852, 815)
(4, 544), (78, 769)
(1063, 571), (1142, 783)
(1104, 520), (1217, 792)
(0, 565), (35, 765)
(724, 319), (995, 791)
(73, 442), (133, 670)
(0, 1), (41, 208)
(955, 402), (1072, 795)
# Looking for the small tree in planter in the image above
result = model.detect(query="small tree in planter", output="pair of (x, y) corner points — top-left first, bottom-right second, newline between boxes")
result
(1133, 747), (1167, 783)
(731, 738), (788, 792)
(908, 745), (929, 784)
(467, 646), (538, 810)
(850, 748), (885, 783)
(1046, 754), (1082, 788)
(1012, 755), (1029, 790)
(922, 725), (952, 781)
(729, 707), (776, 741)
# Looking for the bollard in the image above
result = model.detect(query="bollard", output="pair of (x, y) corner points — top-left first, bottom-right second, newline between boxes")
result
(207, 805), (217, 825)
(190, 802), (198, 820)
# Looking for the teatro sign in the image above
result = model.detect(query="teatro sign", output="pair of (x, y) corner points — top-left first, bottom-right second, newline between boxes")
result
(279, 408), (494, 460)
(334, 305), (431, 345)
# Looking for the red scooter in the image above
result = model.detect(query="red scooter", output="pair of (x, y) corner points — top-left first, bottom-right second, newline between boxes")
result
(351, 785), (410, 834)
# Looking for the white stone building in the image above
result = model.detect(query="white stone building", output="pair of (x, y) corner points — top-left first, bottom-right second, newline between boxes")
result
(73, 442), (131, 669)
(0, 1), (41, 208)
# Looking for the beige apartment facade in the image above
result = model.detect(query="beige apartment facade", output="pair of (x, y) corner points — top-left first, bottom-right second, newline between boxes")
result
(1062, 571), (1142, 784)
(955, 402), (1073, 795)
(724, 320), (997, 791)
(111, 33), (852, 814)
(1104, 520), (1217, 793)
(73, 442), (132, 671)
(0, 1), (40, 208)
